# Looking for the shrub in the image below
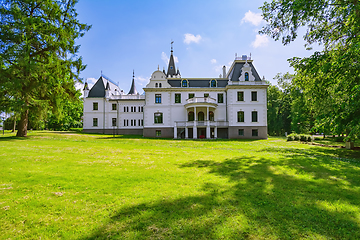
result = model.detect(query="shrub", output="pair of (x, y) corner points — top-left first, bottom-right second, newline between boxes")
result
(287, 135), (295, 141)
(335, 136), (345, 142)
(307, 135), (314, 142)
(70, 128), (83, 133)
(300, 135), (307, 142)
(294, 135), (300, 141)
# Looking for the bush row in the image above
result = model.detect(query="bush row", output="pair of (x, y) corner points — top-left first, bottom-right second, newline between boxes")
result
(287, 133), (314, 142)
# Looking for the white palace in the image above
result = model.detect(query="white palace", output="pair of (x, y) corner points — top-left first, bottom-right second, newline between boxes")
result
(83, 46), (268, 139)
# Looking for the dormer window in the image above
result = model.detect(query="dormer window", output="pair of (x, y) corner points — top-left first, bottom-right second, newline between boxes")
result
(182, 79), (188, 87)
(155, 83), (158, 88)
(245, 72), (249, 81)
(210, 79), (216, 87)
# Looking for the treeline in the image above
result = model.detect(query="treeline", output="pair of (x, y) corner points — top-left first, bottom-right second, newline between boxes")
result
(3, 92), (83, 131)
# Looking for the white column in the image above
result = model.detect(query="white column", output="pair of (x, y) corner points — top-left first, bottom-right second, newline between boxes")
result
(206, 125), (210, 139)
(214, 126), (218, 138)
(174, 122), (177, 139)
(185, 127), (188, 139)
(193, 106), (197, 139)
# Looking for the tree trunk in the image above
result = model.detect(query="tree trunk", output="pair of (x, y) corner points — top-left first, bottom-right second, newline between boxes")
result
(16, 109), (28, 137)
(12, 119), (16, 132)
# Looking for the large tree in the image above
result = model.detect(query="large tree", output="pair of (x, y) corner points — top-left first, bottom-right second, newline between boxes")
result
(260, 0), (360, 140)
(0, 0), (90, 137)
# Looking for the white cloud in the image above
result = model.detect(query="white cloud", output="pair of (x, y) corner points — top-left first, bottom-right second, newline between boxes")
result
(241, 10), (263, 26)
(211, 59), (217, 64)
(184, 33), (202, 44)
(251, 34), (269, 48)
(161, 52), (179, 65)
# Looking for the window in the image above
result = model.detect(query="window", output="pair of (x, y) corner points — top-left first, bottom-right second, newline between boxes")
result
(134, 119), (136, 126)
(134, 106), (136, 112)
(131, 106), (133, 112)
(251, 91), (257, 101)
(131, 119), (133, 126)
(93, 102), (98, 110)
(154, 112), (163, 124)
(93, 118), (98, 127)
(182, 80), (188, 87)
(159, 83), (162, 88)
(141, 107), (143, 112)
(188, 111), (194, 121)
(237, 111), (244, 122)
(112, 104), (117, 111)
(155, 83), (158, 88)
(209, 111), (214, 121)
(124, 119), (126, 126)
(218, 93), (224, 103)
(141, 119), (143, 126)
(124, 106), (126, 112)
(198, 112), (204, 121)
(245, 72), (249, 81)
(175, 93), (181, 103)
(156, 130), (161, 137)
(237, 91), (244, 101)
(112, 118), (116, 127)
(188, 93), (194, 99)
(138, 106), (141, 112)
(211, 79), (216, 87)
(155, 94), (161, 103)
(252, 111), (258, 122)
(204, 93), (209, 98)
(127, 119), (129, 126)
(252, 129), (258, 137)
(127, 107), (129, 112)
(138, 119), (140, 126)
(238, 129), (244, 136)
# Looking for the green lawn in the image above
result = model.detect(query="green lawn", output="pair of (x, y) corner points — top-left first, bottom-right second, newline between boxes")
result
(1, 131), (360, 239)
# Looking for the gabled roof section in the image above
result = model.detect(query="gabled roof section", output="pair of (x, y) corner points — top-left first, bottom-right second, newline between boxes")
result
(88, 76), (106, 97)
(227, 61), (262, 81)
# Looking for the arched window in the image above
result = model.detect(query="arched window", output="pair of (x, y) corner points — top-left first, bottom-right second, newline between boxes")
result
(155, 83), (158, 88)
(182, 79), (188, 87)
(198, 112), (204, 121)
(159, 83), (162, 88)
(188, 111), (194, 121)
(209, 111), (214, 121)
(245, 72), (249, 81)
(211, 79), (216, 87)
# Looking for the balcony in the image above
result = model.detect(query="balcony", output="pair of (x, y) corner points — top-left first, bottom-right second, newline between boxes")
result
(109, 94), (145, 100)
(175, 121), (228, 127)
(186, 97), (217, 104)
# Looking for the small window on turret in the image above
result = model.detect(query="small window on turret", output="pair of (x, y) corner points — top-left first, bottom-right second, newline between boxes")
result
(155, 83), (158, 88)
(159, 83), (162, 88)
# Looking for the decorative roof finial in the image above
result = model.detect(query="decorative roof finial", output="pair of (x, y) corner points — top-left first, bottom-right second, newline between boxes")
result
(133, 69), (135, 79)
(158, 65), (159, 71)
(171, 40), (174, 54)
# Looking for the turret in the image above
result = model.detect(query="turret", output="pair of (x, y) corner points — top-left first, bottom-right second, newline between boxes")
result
(128, 70), (138, 95)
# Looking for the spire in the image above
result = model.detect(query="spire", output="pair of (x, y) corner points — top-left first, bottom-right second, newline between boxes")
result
(167, 41), (176, 77)
(128, 70), (138, 95)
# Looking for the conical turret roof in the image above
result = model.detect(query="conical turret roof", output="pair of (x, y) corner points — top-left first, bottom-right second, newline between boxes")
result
(128, 70), (138, 95)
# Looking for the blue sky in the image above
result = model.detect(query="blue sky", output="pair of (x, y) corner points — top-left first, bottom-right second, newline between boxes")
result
(75, 0), (316, 93)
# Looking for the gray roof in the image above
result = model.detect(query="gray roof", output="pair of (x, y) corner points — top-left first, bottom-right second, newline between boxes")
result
(88, 77), (106, 97)
(228, 61), (262, 81)
(168, 78), (228, 88)
(128, 78), (138, 95)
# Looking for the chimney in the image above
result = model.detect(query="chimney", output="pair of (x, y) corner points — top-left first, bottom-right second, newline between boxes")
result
(222, 66), (226, 78)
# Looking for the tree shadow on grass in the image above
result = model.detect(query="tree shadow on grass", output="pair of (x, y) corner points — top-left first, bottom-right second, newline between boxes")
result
(83, 152), (360, 239)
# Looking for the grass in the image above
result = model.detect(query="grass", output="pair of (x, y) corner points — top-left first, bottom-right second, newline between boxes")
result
(1, 131), (360, 239)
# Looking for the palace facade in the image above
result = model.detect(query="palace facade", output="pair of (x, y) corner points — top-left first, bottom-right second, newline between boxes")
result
(83, 48), (268, 139)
